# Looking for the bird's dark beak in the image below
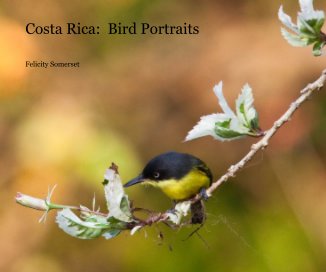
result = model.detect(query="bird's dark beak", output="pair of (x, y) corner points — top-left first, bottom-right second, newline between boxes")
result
(124, 175), (144, 188)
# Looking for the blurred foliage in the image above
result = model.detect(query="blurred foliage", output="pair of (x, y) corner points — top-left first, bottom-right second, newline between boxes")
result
(1, 0), (326, 271)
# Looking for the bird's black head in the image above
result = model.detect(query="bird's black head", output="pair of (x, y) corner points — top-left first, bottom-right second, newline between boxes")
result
(124, 151), (212, 187)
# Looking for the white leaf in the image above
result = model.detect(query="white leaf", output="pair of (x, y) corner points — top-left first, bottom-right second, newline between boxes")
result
(278, 6), (299, 33)
(103, 168), (132, 222)
(185, 113), (230, 141)
(56, 208), (107, 239)
(299, 0), (314, 14)
(235, 84), (257, 128)
(280, 28), (307, 47)
(213, 82), (236, 118)
(299, 0), (325, 21)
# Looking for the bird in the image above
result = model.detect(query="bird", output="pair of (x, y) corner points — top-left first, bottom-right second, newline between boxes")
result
(124, 151), (213, 224)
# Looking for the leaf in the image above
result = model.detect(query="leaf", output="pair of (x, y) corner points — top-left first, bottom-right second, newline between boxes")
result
(235, 84), (258, 130)
(55, 166), (138, 240)
(120, 195), (132, 218)
(101, 217), (129, 239)
(299, 0), (314, 16)
(101, 217), (127, 239)
(103, 167), (132, 222)
(250, 111), (260, 131)
(102, 229), (121, 239)
(215, 121), (246, 139)
(56, 208), (129, 240)
(185, 113), (231, 141)
(278, 6), (299, 33)
(186, 82), (261, 142)
(298, 15), (319, 36)
(56, 209), (108, 239)
(315, 17), (325, 31)
(312, 41), (325, 56)
(213, 82), (236, 118)
(280, 28), (308, 47)
(279, 0), (325, 56)
(298, 0), (325, 22)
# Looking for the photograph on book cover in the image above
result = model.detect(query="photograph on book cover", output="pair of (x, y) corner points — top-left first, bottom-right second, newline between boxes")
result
(1, 0), (326, 271)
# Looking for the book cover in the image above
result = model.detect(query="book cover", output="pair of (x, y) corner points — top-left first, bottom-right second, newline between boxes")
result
(1, 0), (326, 271)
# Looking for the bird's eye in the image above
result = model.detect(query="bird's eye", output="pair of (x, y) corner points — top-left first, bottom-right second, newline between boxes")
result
(153, 172), (160, 179)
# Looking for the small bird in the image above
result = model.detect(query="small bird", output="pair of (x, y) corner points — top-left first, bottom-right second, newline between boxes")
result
(124, 151), (213, 224)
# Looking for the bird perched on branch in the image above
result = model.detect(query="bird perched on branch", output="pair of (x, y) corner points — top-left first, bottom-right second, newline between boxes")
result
(124, 151), (213, 224)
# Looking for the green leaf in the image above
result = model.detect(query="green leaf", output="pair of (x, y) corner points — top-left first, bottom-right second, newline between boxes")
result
(215, 123), (245, 139)
(107, 216), (129, 229)
(101, 217), (130, 239)
(312, 41), (325, 56)
(250, 111), (260, 131)
(305, 18), (324, 33)
(315, 18), (325, 31)
(298, 16), (318, 36)
(217, 119), (231, 128)
(102, 216), (128, 239)
(120, 196), (132, 218)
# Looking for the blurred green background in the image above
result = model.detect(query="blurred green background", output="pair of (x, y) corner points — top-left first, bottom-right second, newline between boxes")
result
(1, 0), (326, 271)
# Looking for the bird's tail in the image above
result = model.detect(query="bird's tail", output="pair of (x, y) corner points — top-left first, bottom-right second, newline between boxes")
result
(190, 200), (206, 224)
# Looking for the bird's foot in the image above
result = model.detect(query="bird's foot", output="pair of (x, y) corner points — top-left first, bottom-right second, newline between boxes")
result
(199, 187), (209, 201)
(167, 208), (177, 215)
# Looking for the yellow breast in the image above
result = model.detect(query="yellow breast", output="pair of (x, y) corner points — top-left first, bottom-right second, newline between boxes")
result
(145, 169), (211, 200)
